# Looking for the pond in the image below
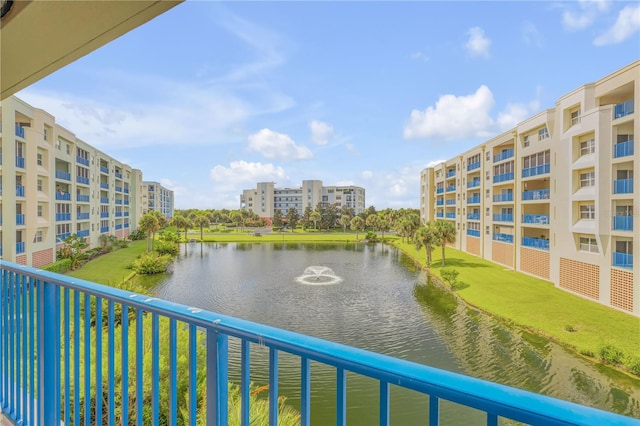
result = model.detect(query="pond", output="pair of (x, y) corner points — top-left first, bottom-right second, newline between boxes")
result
(136, 242), (640, 424)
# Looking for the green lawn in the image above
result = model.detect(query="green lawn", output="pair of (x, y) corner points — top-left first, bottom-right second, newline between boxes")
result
(67, 240), (147, 285)
(393, 240), (640, 373)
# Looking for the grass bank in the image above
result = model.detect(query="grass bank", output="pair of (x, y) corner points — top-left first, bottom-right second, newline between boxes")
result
(391, 240), (640, 376)
(66, 240), (147, 285)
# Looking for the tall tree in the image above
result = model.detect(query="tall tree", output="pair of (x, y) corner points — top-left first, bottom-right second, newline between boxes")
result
(414, 224), (437, 266)
(286, 208), (300, 231)
(339, 213), (352, 232)
(350, 216), (365, 240)
(302, 206), (313, 230)
(139, 213), (159, 252)
(310, 211), (321, 230)
(170, 215), (188, 242)
(376, 215), (390, 241)
(365, 214), (379, 232)
(273, 210), (284, 229)
(193, 215), (210, 241)
(434, 220), (457, 266)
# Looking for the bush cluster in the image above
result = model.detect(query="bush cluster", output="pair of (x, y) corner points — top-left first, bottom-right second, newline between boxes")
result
(133, 253), (172, 274)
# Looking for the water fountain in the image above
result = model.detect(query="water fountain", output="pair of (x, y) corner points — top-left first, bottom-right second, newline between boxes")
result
(295, 266), (342, 285)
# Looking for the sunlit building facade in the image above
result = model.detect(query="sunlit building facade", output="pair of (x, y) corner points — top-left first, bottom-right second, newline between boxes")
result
(142, 181), (174, 220)
(420, 60), (638, 317)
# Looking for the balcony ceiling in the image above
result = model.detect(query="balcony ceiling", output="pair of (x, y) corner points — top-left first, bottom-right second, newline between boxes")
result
(1, 0), (183, 100)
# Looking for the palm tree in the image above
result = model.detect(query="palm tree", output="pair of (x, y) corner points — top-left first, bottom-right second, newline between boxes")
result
(414, 224), (437, 266)
(339, 214), (351, 232)
(193, 215), (210, 241)
(434, 220), (457, 266)
(310, 211), (321, 230)
(365, 214), (379, 233)
(139, 213), (159, 252)
(350, 216), (365, 240)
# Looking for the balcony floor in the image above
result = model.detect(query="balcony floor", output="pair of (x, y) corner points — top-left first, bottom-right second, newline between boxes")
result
(0, 413), (10, 425)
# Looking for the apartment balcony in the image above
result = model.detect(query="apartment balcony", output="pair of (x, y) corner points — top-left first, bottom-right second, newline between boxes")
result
(124, 188), (130, 194)
(15, 124), (25, 138)
(522, 214), (549, 225)
(436, 187), (444, 194)
(100, 182), (109, 190)
(445, 212), (456, 219)
(115, 186), (123, 192)
(436, 199), (444, 206)
(115, 224), (123, 230)
(15, 156), (25, 168)
(100, 226), (109, 233)
(16, 185), (25, 197)
(115, 172), (123, 179)
(56, 192), (71, 201)
(16, 214), (25, 226)
(467, 180), (481, 188)
(445, 185), (456, 192)
(124, 212), (130, 217)
(493, 214), (513, 222)
(77, 212), (90, 220)
(493, 233), (514, 244)
(522, 163), (550, 178)
(614, 140), (634, 158)
(76, 156), (90, 166)
(115, 212), (123, 217)
(613, 216), (633, 231)
(613, 99), (634, 119)
(101, 212), (109, 218)
(77, 229), (90, 238)
(446, 170), (456, 178)
(436, 212), (444, 218)
(493, 172), (514, 183)
(493, 193), (514, 203)
(467, 229), (481, 237)
(56, 213), (71, 221)
(467, 196), (481, 204)
(76, 176), (90, 185)
(115, 199), (123, 205)
(467, 162), (481, 171)
(0, 263), (631, 426)
(124, 222), (130, 228)
(56, 233), (71, 242)
(15, 242), (25, 254)
(467, 213), (480, 220)
(522, 189), (550, 201)
(522, 237), (549, 251)
(494, 149), (514, 163)
(77, 194), (90, 203)
(613, 178), (634, 194)
(100, 166), (109, 174)
(55, 170), (71, 181)
(613, 252), (633, 269)
(100, 197), (109, 204)
(445, 199), (456, 205)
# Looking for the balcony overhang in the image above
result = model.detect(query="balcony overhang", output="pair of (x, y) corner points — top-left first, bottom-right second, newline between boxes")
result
(0, 0), (183, 100)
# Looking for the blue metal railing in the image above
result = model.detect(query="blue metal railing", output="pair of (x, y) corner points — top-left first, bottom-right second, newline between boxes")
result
(16, 185), (25, 197)
(445, 213), (456, 219)
(436, 187), (444, 194)
(467, 213), (480, 220)
(522, 163), (550, 178)
(446, 170), (456, 178)
(100, 227), (109, 233)
(76, 156), (90, 166)
(56, 233), (71, 242)
(467, 162), (481, 171)
(77, 230), (90, 238)
(77, 195), (90, 203)
(493, 233), (514, 244)
(55, 213), (71, 222)
(612, 252), (633, 269)
(446, 185), (456, 193)
(124, 212), (130, 217)
(613, 178), (633, 194)
(100, 183), (109, 190)
(115, 199), (123, 205)
(493, 193), (513, 202)
(436, 212), (444, 218)
(1, 262), (634, 426)
(467, 196), (481, 204)
(467, 229), (480, 237)
(15, 156), (25, 168)
(468, 180), (480, 188)
(55, 193), (71, 201)
(493, 214), (513, 222)
(124, 188), (130, 194)
(15, 243), (25, 254)
(613, 216), (633, 231)
(76, 176), (89, 185)
(493, 172), (514, 183)
(115, 172), (123, 179)
(115, 224), (123, 230)
(614, 140), (634, 158)
(100, 212), (109, 218)
(77, 213), (90, 221)
(436, 200), (444, 206)
(16, 214), (25, 226)
(15, 124), (25, 138)
(522, 189), (550, 201)
(115, 212), (123, 218)
(124, 223), (130, 228)
(522, 237), (549, 250)
(522, 214), (549, 225)
(55, 171), (71, 181)
(493, 149), (514, 163)
(445, 199), (456, 205)
(100, 166), (109, 174)
(100, 197), (109, 204)
(115, 186), (123, 192)
(124, 200), (130, 205)
(613, 99), (634, 119)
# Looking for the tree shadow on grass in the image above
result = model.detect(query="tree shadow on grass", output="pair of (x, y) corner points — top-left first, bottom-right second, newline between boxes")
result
(431, 258), (489, 269)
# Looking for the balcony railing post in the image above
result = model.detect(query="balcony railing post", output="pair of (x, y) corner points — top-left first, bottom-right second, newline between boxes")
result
(38, 280), (59, 426)
(207, 328), (228, 426)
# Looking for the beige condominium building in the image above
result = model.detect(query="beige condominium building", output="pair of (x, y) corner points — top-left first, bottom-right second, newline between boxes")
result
(142, 181), (174, 220)
(420, 60), (638, 317)
(240, 180), (366, 218)
(1, 96), (146, 267)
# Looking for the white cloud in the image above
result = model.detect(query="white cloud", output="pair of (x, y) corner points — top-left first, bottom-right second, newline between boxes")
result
(403, 85), (495, 140)
(411, 51), (429, 62)
(562, 0), (611, 31)
(158, 178), (187, 198)
(345, 143), (360, 155)
(522, 22), (543, 47)
(309, 120), (334, 145)
(497, 98), (541, 130)
(359, 165), (423, 208)
(425, 160), (445, 168)
(248, 128), (313, 161)
(465, 27), (491, 59)
(594, 5), (640, 45)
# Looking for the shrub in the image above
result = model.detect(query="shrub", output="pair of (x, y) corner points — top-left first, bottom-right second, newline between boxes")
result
(440, 268), (460, 289)
(155, 239), (179, 256)
(598, 344), (624, 365)
(42, 259), (73, 274)
(133, 253), (172, 274)
(628, 357), (640, 377)
(565, 324), (577, 333)
(128, 229), (146, 241)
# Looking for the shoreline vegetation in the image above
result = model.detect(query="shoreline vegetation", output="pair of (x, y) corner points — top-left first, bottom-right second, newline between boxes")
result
(67, 229), (640, 379)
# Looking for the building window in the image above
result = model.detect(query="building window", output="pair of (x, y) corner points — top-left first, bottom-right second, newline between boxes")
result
(571, 109), (581, 126)
(37, 179), (43, 192)
(580, 139), (595, 156)
(43, 127), (48, 141)
(579, 236), (598, 253)
(523, 135), (530, 147)
(579, 204), (595, 219)
(538, 127), (549, 141)
(580, 171), (595, 187)
(56, 139), (61, 150)
(37, 153), (43, 166)
(37, 205), (43, 217)
(485, 226), (490, 235)
(486, 151), (491, 161)
(616, 240), (633, 255)
(34, 230), (43, 243)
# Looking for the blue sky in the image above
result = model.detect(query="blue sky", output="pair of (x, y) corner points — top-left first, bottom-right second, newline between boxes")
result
(17, 1), (640, 210)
